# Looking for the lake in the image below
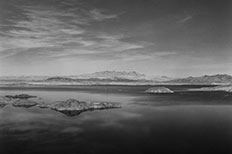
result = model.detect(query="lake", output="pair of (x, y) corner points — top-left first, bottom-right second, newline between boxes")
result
(0, 85), (232, 154)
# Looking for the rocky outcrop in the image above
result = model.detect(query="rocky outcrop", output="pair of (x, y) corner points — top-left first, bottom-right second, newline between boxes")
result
(12, 99), (37, 108)
(0, 96), (12, 107)
(188, 85), (232, 92)
(37, 102), (50, 108)
(145, 87), (174, 94)
(5, 94), (37, 99)
(1, 94), (121, 116)
(47, 99), (121, 116)
(0, 95), (37, 108)
(45, 77), (76, 82)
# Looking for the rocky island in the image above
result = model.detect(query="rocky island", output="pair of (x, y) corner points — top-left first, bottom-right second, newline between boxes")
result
(12, 99), (38, 108)
(43, 99), (121, 116)
(5, 94), (37, 99)
(0, 94), (121, 116)
(0, 94), (38, 108)
(145, 87), (174, 94)
(0, 96), (12, 107)
(188, 85), (232, 92)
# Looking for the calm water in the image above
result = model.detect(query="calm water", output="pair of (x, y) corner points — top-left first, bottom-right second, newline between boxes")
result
(0, 85), (232, 154)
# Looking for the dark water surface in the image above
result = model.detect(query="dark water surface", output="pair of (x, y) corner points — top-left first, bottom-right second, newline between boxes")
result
(0, 85), (232, 154)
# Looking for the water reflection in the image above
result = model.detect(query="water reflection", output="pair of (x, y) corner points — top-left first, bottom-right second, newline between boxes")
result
(0, 87), (232, 154)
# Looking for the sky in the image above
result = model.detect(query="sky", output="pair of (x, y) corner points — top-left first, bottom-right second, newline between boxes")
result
(0, 0), (231, 77)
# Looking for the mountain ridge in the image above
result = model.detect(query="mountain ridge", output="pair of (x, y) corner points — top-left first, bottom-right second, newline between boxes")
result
(167, 74), (232, 84)
(1, 71), (232, 85)
(45, 71), (174, 82)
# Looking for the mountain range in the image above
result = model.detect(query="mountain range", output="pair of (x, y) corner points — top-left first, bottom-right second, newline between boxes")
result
(45, 71), (174, 83)
(167, 74), (232, 84)
(0, 71), (232, 85)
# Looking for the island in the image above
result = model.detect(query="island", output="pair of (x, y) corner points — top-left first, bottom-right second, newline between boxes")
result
(5, 94), (37, 99)
(43, 99), (121, 116)
(188, 85), (232, 92)
(145, 87), (174, 94)
(12, 99), (38, 108)
(0, 94), (121, 116)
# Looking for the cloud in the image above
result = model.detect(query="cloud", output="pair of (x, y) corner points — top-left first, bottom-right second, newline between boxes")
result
(177, 15), (193, 23)
(117, 51), (177, 61)
(46, 34), (144, 59)
(89, 9), (118, 21)
(0, 4), (85, 52)
(51, 49), (176, 62)
(0, 2), (144, 61)
(89, 34), (144, 52)
(0, 4), (85, 57)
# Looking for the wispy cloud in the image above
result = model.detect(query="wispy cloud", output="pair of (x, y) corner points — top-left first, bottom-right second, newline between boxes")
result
(0, 1), (146, 62)
(89, 9), (118, 21)
(116, 51), (177, 61)
(0, 4), (84, 52)
(177, 15), (193, 23)
(47, 34), (144, 59)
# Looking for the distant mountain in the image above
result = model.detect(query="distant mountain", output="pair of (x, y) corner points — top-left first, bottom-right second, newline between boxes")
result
(45, 77), (76, 82)
(0, 76), (49, 81)
(167, 74), (232, 84)
(45, 71), (149, 82)
(75, 71), (147, 81)
(2, 72), (231, 86)
(0, 71), (173, 86)
(74, 71), (174, 82)
(45, 76), (139, 82)
(44, 71), (174, 83)
(150, 76), (175, 82)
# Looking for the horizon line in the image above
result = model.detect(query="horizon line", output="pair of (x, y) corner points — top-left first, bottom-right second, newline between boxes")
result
(0, 70), (231, 78)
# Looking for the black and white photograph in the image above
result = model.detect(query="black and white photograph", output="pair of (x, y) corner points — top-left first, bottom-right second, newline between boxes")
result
(0, 0), (232, 154)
